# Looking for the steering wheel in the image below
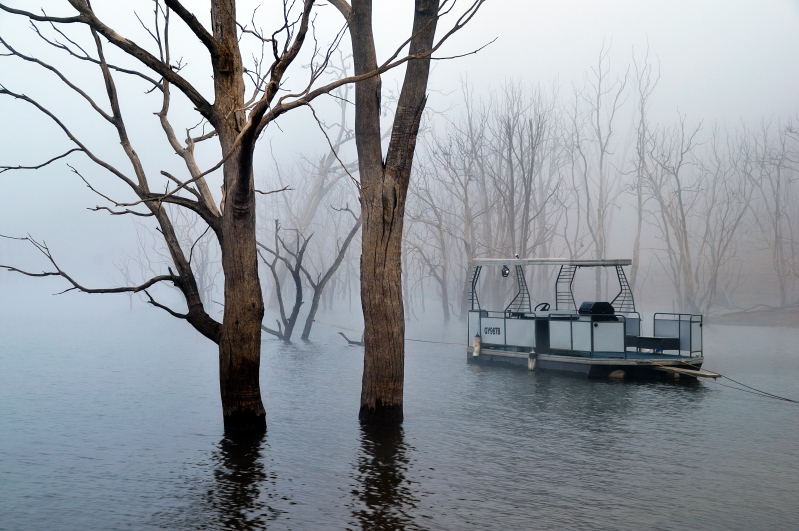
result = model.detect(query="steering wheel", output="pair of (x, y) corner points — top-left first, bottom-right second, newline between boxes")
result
(534, 302), (550, 311)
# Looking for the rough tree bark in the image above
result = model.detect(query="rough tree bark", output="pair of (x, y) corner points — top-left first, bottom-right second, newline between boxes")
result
(352, 0), (437, 424)
(330, 0), (483, 424)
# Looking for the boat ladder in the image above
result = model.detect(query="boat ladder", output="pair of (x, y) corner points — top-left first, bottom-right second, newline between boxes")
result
(506, 265), (532, 314)
(469, 265), (482, 310)
(555, 264), (577, 310)
(611, 265), (636, 313)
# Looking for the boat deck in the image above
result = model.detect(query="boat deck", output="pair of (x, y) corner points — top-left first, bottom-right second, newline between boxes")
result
(547, 350), (699, 360)
(468, 346), (704, 379)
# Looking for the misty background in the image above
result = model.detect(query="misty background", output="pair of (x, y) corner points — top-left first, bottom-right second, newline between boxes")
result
(2, 0), (799, 333)
(3, 2), (799, 528)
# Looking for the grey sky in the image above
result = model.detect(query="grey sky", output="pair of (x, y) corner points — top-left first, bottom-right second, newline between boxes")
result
(2, 0), (799, 294)
(423, 0), (799, 123)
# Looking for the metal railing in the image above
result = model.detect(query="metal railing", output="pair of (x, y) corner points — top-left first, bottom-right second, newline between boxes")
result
(652, 312), (703, 357)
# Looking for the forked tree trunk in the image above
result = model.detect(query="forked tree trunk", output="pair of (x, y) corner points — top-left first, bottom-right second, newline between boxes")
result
(349, 0), (439, 425)
(213, 0), (266, 433)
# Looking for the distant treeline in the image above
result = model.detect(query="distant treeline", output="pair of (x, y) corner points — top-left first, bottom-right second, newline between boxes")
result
(246, 52), (799, 325)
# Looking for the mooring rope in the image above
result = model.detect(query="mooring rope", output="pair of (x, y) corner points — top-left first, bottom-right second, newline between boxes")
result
(313, 320), (363, 334)
(698, 377), (799, 404)
(719, 375), (799, 403)
(313, 319), (463, 346)
(674, 361), (799, 404)
(711, 376), (798, 404)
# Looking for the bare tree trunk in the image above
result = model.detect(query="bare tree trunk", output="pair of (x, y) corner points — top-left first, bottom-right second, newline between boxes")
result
(211, 1), (266, 432)
(348, 0), (439, 425)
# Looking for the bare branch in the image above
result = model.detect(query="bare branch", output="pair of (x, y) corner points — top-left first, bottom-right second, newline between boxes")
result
(0, 234), (177, 295)
(0, 148), (81, 174)
(29, 21), (163, 90)
(162, 0), (219, 57)
(0, 36), (115, 122)
(89, 206), (155, 217)
(328, 0), (352, 19)
(144, 289), (189, 319)
(0, 85), (139, 189)
(161, 170), (202, 201)
(58, 1), (216, 122)
(254, 184), (292, 195)
(0, 4), (82, 24)
(307, 103), (360, 189)
(254, 1), (487, 136)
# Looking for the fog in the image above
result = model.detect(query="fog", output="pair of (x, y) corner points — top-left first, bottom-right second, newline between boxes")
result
(2, 0), (799, 333)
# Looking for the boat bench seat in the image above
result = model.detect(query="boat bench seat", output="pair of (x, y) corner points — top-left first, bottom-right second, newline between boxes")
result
(634, 336), (681, 350)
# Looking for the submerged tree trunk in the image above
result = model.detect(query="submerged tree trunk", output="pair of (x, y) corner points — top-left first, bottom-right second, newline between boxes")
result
(213, 0), (266, 432)
(347, 0), (439, 425)
(218, 167), (266, 432)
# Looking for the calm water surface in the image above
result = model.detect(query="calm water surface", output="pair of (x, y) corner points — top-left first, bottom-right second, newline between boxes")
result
(1, 299), (798, 530)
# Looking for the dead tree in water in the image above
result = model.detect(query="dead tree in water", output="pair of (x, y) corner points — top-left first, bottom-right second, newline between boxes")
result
(330, 0), (486, 425)
(742, 120), (798, 306)
(0, 0), (458, 433)
(645, 120), (751, 314)
(257, 221), (310, 342)
(628, 48), (660, 295)
(300, 206), (361, 340)
(570, 45), (629, 299)
(263, 81), (358, 311)
(420, 83), (486, 319)
(407, 167), (454, 323)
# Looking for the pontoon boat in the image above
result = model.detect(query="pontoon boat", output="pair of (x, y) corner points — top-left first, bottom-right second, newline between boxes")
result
(467, 259), (707, 379)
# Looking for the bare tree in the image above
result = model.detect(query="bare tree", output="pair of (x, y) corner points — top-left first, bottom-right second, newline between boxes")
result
(645, 119), (751, 314)
(257, 221), (309, 341)
(423, 82), (489, 317)
(741, 120), (797, 306)
(645, 117), (703, 310)
(628, 47), (660, 294)
(330, 0), (485, 425)
(407, 166), (455, 322)
(300, 206), (361, 340)
(0, 0), (459, 432)
(262, 80), (358, 310)
(569, 45), (629, 299)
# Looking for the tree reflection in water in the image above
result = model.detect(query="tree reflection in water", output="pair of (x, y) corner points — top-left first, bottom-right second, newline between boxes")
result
(350, 426), (419, 530)
(206, 434), (281, 530)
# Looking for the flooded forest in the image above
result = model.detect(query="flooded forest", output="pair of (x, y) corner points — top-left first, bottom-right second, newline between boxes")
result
(248, 54), (799, 335)
(2, 2), (799, 529)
